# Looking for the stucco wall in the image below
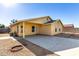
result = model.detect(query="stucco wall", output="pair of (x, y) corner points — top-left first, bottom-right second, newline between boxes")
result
(18, 22), (23, 36)
(24, 22), (39, 35)
(10, 20), (63, 36)
(18, 22), (52, 36)
(10, 25), (17, 33)
(10, 22), (23, 36)
(38, 24), (51, 35)
(51, 21), (63, 35)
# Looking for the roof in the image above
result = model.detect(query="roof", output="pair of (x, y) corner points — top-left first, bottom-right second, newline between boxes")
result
(10, 16), (49, 25)
(44, 20), (56, 24)
(64, 24), (74, 28)
(10, 16), (63, 27)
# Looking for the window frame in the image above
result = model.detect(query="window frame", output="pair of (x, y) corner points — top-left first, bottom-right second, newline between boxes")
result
(55, 28), (57, 32)
(32, 26), (35, 32)
(21, 25), (23, 33)
(59, 28), (61, 32)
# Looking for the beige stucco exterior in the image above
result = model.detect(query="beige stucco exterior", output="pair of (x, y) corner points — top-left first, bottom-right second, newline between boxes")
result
(51, 20), (63, 35)
(10, 16), (63, 38)
(38, 24), (51, 35)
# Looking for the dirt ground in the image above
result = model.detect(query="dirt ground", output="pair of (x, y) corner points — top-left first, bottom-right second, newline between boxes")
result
(15, 37), (59, 56)
(0, 38), (35, 56)
(54, 33), (79, 39)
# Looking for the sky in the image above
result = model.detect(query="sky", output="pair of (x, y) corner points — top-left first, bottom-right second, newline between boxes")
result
(0, 3), (79, 27)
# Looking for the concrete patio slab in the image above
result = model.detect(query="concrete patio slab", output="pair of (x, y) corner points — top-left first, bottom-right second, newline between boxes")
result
(25, 35), (79, 56)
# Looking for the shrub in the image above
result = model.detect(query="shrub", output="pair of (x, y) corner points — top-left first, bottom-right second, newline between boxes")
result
(10, 32), (18, 37)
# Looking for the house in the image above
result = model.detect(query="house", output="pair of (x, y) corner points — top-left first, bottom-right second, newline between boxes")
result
(63, 24), (75, 33)
(10, 16), (63, 38)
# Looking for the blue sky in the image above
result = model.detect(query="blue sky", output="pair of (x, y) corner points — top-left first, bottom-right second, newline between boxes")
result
(0, 3), (79, 27)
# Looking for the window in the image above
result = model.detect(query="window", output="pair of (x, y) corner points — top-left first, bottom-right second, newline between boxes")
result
(55, 28), (57, 32)
(21, 26), (23, 28)
(59, 28), (61, 32)
(21, 26), (23, 33)
(32, 26), (35, 32)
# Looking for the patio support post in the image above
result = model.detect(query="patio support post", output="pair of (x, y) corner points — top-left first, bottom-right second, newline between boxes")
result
(23, 22), (25, 38)
(18, 25), (20, 36)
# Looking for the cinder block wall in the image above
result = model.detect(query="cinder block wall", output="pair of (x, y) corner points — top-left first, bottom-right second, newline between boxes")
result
(63, 27), (79, 33)
(74, 28), (79, 33)
(63, 27), (75, 33)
